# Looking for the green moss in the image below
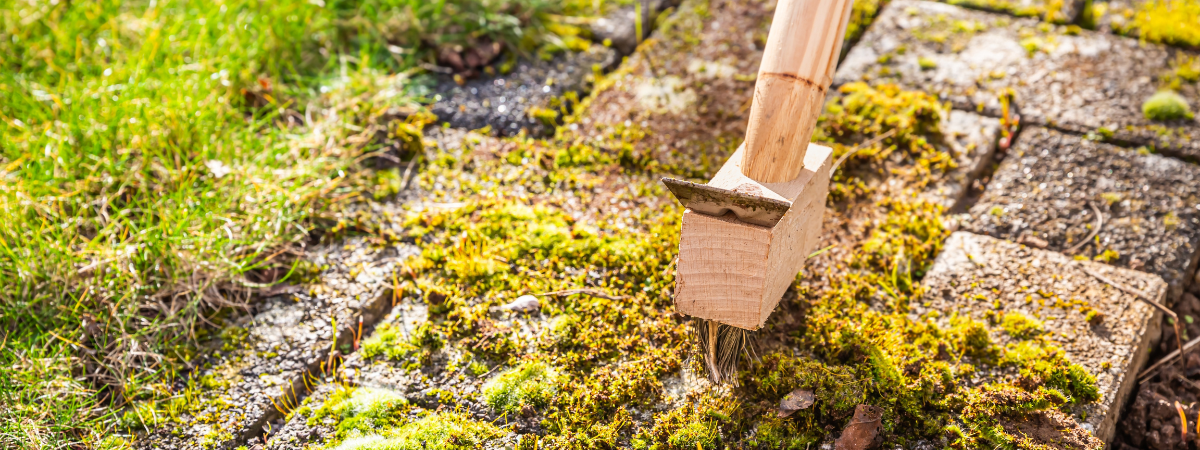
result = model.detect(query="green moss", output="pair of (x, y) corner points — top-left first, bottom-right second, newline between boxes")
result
(816, 83), (952, 201)
(329, 412), (504, 450)
(635, 391), (731, 450)
(948, 315), (995, 358)
(97, 436), (133, 450)
(1000, 341), (1099, 403)
(528, 106), (560, 127)
(118, 401), (163, 430)
(844, 0), (890, 49)
(311, 386), (405, 421)
(1143, 90), (1194, 121)
(1124, 0), (1200, 49)
(740, 354), (868, 421)
(1093, 248), (1120, 263)
(943, 0), (1069, 22)
(918, 57), (938, 70)
(305, 386), (437, 447)
(483, 361), (560, 413)
(361, 322), (444, 365)
(748, 415), (819, 449)
(1000, 312), (1043, 340)
(949, 384), (1069, 450)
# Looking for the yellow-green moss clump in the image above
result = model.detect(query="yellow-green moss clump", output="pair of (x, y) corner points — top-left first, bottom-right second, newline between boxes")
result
(329, 412), (503, 450)
(816, 83), (954, 201)
(483, 361), (560, 413)
(844, 0), (892, 48)
(1142, 90), (1195, 121)
(1127, 0), (1200, 49)
(361, 322), (445, 368)
(946, 384), (1069, 449)
(308, 386), (501, 450)
(1000, 341), (1100, 403)
(1000, 312), (1043, 340)
(944, 0), (1071, 23)
(633, 392), (733, 450)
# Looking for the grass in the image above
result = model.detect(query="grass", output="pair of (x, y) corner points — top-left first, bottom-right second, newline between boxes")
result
(0, 0), (611, 445)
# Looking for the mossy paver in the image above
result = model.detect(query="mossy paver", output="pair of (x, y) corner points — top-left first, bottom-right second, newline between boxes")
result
(591, 0), (683, 56)
(942, 0), (1083, 24)
(918, 231), (1164, 444)
(964, 126), (1200, 302)
(135, 237), (409, 449)
(835, 0), (1200, 161)
(430, 45), (616, 137)
(573, 0), (773, 180)
(265, 302), (436, 450)
(923, 110), (1002, 210)
(1091, 0), (1200, 52)
(264, 303), (505, 450)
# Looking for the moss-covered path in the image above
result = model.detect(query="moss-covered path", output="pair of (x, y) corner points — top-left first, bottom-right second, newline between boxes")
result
(127, 0), (1200, 448)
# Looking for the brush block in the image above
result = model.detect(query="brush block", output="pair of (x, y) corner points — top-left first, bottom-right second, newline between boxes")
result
(674, 142), (832, 330)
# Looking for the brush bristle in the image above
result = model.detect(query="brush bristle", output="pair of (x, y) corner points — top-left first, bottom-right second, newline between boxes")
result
(692, 318), (754, 385)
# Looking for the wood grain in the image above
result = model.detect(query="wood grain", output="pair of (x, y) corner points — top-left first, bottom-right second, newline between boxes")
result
(674, 143), (833, 329)
(741, 0), (854, 183)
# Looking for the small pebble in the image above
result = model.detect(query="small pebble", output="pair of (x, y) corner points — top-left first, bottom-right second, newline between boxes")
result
(500, 295), (540, 313)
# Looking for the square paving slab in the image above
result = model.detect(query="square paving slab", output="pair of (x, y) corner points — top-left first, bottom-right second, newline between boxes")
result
(964, 126), (1200, 302)
(134, 237), (412, 449)
(835, 0), (1200, 162)
(918, 231), (1165, 443)
(923, 109), (1002, 210)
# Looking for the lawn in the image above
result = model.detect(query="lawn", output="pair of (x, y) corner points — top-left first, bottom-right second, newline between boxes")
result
(0, 0), (612, 446)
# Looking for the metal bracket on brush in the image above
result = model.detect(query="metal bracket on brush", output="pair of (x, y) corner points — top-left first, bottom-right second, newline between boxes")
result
(661, 178), (792, 228)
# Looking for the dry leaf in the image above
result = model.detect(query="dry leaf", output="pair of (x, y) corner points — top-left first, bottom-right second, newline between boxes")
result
(777, 388), (815, 418)
(834, 404), (883, 450)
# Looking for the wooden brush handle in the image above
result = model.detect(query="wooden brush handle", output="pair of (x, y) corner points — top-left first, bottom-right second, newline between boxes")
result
(740, 0), (854, 183)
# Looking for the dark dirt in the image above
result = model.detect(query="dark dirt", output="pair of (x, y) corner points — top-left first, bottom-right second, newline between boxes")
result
(1002, 409), (1104, 450)
(427, 0), (682, 138)
(429, 45), (616, 137)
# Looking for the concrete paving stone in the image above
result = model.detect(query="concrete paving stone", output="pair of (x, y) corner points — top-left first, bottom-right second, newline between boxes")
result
(964, 126), (1200, 302)
(923, 109), (1002, 210)
(429, 45), (616, 137)
(918, 231), (1165, 444)
(265, 299), (543, 449)
(134, 238), (415, 450)
(591, 0), (683, 56)
(570, 0), (772, 179)
(834, 0), (1200, 161)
